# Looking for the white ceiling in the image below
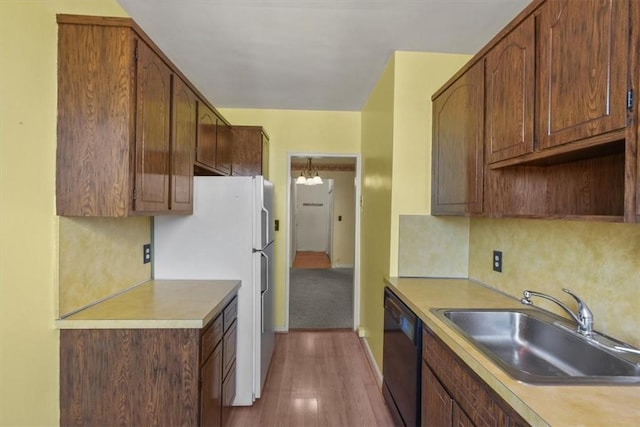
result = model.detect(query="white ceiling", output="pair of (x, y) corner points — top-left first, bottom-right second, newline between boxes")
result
(117, 0), (530, 111)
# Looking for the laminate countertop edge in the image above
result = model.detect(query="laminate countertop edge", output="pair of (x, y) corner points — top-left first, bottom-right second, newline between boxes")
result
(384, 276), (640, 427)
(56, 279), (241, 329)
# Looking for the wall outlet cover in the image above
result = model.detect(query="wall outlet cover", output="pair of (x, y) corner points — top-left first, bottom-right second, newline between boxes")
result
(143, 243), (152, 264)
(493, 250), (502, 273)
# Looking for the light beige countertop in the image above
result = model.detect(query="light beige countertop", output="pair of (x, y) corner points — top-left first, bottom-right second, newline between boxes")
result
(385, 277), (640, 427)
(57, 279), (240, 329)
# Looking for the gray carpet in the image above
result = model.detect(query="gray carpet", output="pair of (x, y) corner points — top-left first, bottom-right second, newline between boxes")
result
(289, 268), (354, 329)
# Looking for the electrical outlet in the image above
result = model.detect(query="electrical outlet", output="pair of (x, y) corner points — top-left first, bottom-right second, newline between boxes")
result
(493, 250), (502, 272)
(143, 243), (152, 264)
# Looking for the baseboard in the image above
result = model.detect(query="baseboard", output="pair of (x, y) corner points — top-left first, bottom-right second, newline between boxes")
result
(359, 336), (383, 388)
(274, 325), (288, 333)
(332, 263), (354, 269)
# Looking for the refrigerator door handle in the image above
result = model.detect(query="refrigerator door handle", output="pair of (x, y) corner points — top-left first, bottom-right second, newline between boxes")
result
(261, 294), (265, 334)
(261, 206), (269, 248)
(260, 251), (269, 294)
(260, 251), (269, 334)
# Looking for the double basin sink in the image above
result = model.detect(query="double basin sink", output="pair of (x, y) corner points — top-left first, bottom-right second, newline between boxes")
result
(431, 308), (640, 385)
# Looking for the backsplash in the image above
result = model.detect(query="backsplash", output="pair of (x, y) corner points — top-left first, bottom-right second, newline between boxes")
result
(398, 215), (640, 347)
(398, 215), (470, 278)
(468, 217), (640, 348)
(58, 216), (152, 316)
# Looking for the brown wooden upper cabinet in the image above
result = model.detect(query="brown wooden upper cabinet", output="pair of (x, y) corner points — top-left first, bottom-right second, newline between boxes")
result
(171, 77), (197, 213)
(196, 102), (218, 171)
(434, 0), (637, 221)
(196, 102), (232, 176)
(56, 15), (201, 216)
(231, 126), (270, 178)
(486, 15), (535, 164)
(134, 40), (172, 213)
(537, 0), (629, 150)
(217, 120), (233, 176)
(431, 60), (485, 215)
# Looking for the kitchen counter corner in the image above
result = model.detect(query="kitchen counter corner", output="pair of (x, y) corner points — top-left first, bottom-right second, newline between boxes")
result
(56, 279), (240, 329)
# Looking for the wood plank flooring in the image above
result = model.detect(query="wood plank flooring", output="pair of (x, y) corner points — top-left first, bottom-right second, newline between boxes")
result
(228, 331), (394, 427)
(292, 251), (332, 269)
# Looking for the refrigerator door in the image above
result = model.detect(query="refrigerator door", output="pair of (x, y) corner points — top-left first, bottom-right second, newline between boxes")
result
(256, 241), (275, 397)
(154, 176), (257, 406)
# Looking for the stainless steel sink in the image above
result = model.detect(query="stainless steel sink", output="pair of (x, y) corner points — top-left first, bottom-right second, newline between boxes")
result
(431, 308), (640, 385)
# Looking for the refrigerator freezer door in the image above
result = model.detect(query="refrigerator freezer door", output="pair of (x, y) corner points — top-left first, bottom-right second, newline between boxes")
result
(256, 241), (275, 397)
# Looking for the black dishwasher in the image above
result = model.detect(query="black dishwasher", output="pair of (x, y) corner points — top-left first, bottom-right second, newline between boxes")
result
(382, 287), (422, 427)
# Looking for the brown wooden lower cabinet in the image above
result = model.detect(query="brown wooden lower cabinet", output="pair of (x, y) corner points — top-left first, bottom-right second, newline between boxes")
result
(222, 362), (236, 426)
(421, 327), (529, 427)
(60, 296), (238, 427)
(201, 342), (223, 427)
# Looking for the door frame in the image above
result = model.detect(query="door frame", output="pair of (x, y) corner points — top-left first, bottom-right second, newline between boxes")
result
(284, 152), (361, 331)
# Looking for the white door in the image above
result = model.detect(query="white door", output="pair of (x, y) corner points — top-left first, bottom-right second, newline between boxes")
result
(295, 182), (330, 252)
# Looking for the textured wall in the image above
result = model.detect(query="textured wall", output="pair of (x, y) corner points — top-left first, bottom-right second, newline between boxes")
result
(59, 217), (152, 316)
(469, 217), (640, 348)
(398, 215), (469, 278)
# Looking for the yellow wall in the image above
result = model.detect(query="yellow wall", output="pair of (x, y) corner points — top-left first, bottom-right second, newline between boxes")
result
(469, 217), (640, 348)
(218, 108), (361, 327)
(327, 171), (357, 267)
(389, 52), (471, 275)
(359, 52), (473, 367)
(359, 56), (396, 367)
(0, 1), (128, 425)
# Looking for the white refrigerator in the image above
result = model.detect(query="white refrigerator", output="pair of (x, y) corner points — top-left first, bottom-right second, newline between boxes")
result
(153, 176), (275, 405)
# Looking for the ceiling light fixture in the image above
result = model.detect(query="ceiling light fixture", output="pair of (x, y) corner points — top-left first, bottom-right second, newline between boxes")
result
(295, 158), (323, 185)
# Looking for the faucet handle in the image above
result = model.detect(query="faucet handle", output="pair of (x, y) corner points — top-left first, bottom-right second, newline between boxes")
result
(562, 288), (594, 333)
(561, 289), (591, 314)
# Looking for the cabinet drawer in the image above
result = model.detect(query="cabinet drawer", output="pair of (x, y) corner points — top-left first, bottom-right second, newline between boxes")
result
(222, 361), (236, 427)
(201, 314), (223, 364)
(223, 296), (238, 332)
(223, 320), (237, 378)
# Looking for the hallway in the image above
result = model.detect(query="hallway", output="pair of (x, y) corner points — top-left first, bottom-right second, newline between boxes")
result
(228, 331), (393, 427)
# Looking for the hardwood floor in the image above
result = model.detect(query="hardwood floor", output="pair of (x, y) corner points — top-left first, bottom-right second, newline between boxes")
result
(228, 331), (394, 427)
(292, 251), (332, 269)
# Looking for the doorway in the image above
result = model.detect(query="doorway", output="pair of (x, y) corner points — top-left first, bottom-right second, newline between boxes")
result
(286, 154), (360, 331)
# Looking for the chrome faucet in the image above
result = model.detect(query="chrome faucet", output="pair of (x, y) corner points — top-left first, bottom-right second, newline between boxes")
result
(521, 288), (594, 337)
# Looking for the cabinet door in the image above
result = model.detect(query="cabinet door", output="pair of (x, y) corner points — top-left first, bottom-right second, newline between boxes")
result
(432, 60), (485, 215)
(453, 403), (474, 427)
(261, 132), (270, 179)
(222, 362), (236, 427)
(216, 118), (232, 175)
(231, 127), (265, 176)
(486, 16), (535, 163)
(134, 40), (172, 213)
(222, 321), (237, 378)
(421, 363), (453, 427)
(197, 102), (218, 170)
(201, 344), (223, 427)
(537, 0), (628, 149)
(171, 77), (196, 213)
